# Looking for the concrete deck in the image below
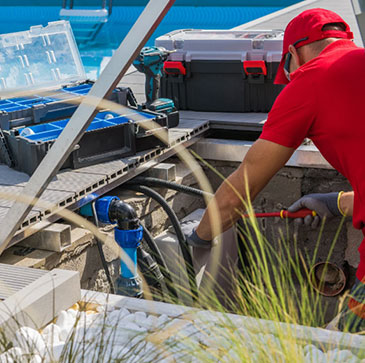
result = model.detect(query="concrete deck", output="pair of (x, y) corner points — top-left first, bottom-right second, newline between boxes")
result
(233, 0), (363, 47)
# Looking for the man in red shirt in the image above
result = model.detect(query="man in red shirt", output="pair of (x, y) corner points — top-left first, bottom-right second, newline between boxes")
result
(187, 8), (365, 332)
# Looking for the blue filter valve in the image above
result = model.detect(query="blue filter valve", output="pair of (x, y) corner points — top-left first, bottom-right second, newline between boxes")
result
(114, 226), (143, 298)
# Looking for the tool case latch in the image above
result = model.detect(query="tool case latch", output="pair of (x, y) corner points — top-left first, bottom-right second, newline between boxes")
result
(163, 61), (186, 75)
(243, 60), (267, 84)
(243, 60), (267, 76)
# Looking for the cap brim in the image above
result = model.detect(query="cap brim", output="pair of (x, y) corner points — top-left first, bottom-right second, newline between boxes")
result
(274, 56), (290, 85)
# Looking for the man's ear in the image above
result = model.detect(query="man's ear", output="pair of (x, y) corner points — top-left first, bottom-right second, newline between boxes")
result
(288, 44), (301, 72)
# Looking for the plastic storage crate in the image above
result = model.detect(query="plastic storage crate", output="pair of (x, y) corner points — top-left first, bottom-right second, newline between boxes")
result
(0, 21), (130, 130)
(5, 109), (167, 175)
(156, 29), (285, 113)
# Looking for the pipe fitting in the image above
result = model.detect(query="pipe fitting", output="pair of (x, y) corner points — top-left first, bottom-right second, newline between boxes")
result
(310, 262), (347, 297)
(109, 198), (139, 230)
(94, 196), (119, 224)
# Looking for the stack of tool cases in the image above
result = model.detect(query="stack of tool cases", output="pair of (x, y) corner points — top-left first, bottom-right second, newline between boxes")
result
(0, 21), (171, 175)
(156, 29), (285, 113)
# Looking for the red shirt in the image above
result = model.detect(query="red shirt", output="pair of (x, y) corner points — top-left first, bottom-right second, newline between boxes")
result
(260, 40), (365, 281)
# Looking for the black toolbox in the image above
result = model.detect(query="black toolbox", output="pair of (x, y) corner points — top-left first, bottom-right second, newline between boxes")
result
(156, 29), (285, 113)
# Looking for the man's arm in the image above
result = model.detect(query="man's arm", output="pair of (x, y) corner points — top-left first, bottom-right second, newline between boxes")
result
(195, 139), (295, 241)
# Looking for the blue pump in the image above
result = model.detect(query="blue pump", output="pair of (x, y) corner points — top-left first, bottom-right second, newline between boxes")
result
(91, 196), (144, 297)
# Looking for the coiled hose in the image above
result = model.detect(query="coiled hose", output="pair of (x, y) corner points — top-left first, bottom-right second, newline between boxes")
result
(123, 184), (198, 304)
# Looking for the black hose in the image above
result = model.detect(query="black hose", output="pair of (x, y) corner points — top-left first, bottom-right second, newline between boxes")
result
(92, 203), (115, 294)
(137, 244), (165, 301)
(123, 184), (198, 304)
(142, 226), (179, 302)
(126, 176), (213, 200)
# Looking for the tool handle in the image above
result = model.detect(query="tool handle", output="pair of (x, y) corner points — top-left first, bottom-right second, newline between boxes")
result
(280, 209), (316, 219)
(145, 73), (160, 104)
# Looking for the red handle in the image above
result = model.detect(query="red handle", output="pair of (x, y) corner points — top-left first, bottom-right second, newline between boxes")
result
(243, 209), (316, 219)
(280, 209), (316, 219)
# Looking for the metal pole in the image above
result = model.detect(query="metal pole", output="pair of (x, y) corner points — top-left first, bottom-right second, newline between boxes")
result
(0, 0), (175, 254)
(351, 0), (365, 44)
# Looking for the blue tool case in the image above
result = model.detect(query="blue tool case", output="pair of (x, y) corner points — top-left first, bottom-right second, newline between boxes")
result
(5, 109), (167, 175)
(0, 21), (169, 175)
(0, 83), (130, 130)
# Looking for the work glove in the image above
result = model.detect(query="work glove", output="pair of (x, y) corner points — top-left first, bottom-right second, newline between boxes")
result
(288, 192), (343, 229)
(179, 219), (213, 249)
(186, 229), (213, 249)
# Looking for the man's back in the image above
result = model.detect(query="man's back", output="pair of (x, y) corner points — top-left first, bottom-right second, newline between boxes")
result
(260, 39), (365, 280)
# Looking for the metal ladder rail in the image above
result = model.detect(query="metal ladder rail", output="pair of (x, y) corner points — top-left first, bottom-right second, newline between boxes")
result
(60, 0), (113, 43)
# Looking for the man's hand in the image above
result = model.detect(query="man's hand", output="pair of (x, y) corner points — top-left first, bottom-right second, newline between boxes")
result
(288, 192), (342, 228)
(178, 219), (214, 249)
(186, 230), (213, 249)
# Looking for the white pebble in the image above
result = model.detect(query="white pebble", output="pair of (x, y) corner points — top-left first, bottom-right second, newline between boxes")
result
(97, 304), (115, 313)
(157, 314), (169, 326)
(134, 311), (147, 325)
(13, 327), (45, 355)
(0, 347), (23, 363)
(103, 327), (140, 346)
(138, 315), (159, 330)
(55, 311), (69, 329)
(347, 358), (361, 363)
(42, 323), (61, 346)
(105, 308), (131, 326)
(227, 348), (240, 361)
(304, 347), (326, 362)
(0, 352), (14, 363)
(336, 350), (355, 361)
(327, 349), (357, 362)
(107, 346), (129, 360)
(303, 344), (319, 355)
(59, 325), (73, 342)
(49, 343), (65, 361)
(120, 313), (135, 324)
(67, 308), (78, 319)
(29, 355), (42, 363)
(124, 322), (147, 332)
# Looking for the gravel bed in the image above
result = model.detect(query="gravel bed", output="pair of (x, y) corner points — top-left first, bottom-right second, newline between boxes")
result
(0, 305), (364, 362)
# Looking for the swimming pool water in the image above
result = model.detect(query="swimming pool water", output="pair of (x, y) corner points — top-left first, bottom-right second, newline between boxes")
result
(0, 5), (285, 79)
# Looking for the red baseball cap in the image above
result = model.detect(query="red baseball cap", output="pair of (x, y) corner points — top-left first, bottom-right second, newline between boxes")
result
(275, 8), (354, 84)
